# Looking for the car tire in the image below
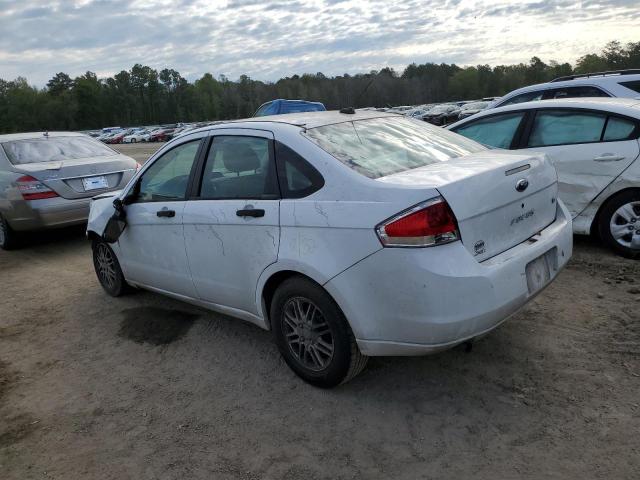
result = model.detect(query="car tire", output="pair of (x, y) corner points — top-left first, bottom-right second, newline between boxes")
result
(131, 138), (136, 143)
(271, 276), (368, 387)
(92, 238), (129, 296)
(598, 190), (640, 258)
(0, 214), (17, 250)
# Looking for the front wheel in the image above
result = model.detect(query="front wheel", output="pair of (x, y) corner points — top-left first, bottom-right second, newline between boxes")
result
(598, 190), (640, 258)
(271, 277), (368, 387)
(92, 238), (129, 296)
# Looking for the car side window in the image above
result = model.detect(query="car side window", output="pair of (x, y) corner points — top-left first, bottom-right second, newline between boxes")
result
(543, 86), (610, 99)
(135, 140), (200, 202)
(527, 110), (607, 147)
(452, 112), (525, 149)
(603, 116), (638, 141)
(275, 141), (324, 198)
(199, 136), (279, 200)
(499, 90), (544, 107)
(618, 80), (640, 94)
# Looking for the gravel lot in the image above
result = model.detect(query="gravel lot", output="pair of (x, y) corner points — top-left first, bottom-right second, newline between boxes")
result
(1, 143), (639, 479)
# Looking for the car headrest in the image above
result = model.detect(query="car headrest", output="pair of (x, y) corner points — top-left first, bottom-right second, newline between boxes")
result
(220, 143), (260, 173)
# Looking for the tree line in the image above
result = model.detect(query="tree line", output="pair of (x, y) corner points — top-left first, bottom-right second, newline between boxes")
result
(0, 41), (638, 133)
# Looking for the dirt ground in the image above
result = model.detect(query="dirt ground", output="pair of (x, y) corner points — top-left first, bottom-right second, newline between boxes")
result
(1, 143), (639, 478)
(114, 142), (163, 164)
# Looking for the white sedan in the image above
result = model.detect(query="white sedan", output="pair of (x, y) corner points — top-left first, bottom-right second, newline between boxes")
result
(122, 130), (148, 143)
(87, 111), (572, 387)
(448, 98), (640, 257)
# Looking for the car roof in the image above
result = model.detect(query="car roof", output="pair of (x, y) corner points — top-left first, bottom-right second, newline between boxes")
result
(188, 110), (399, 134)
(507, 72), (640, 92)
(448, 98), (640, 128)
(0, 131), (86, 142)
(446, 97), (640, 129)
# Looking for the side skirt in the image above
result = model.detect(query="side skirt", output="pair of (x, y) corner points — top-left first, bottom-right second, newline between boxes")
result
(127, 281), (269, 330)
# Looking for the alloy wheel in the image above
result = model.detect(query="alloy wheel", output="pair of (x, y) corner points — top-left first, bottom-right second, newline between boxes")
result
(95, 243), (117, 290)
(609, 200), (640, 250)
(282, 297), (334, 371)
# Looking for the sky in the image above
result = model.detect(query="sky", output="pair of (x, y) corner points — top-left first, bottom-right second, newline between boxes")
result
(0, 0), (638, 86)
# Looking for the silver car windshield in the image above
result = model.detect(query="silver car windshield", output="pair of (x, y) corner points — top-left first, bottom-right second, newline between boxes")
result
(304, 116), (485, 179)
(1, 136), (118, 165)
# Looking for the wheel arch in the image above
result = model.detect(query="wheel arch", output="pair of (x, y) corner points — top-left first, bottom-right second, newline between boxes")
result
(589, 186), (640, 237)
(257, 265), (331, 330)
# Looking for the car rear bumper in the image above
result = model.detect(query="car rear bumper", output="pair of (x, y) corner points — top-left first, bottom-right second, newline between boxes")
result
(324, 201), (573, 356)
(6, 197), (91, 231)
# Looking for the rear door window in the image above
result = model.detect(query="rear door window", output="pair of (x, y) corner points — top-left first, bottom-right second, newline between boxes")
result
(527, 110), (607, 147)
(198, 136), (279, 199)
(2, 136), (117, 165)
(452, 112), (525, 149)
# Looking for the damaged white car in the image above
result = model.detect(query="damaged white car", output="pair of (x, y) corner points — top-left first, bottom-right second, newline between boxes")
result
(449, 98), (640, 257)
(88, 111), (573, 387)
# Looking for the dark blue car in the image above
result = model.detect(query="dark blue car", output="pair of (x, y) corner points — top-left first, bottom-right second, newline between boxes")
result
(253, 99), (326, 117)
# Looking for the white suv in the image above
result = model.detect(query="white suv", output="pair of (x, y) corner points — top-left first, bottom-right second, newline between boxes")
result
(488, 70), (640, 110)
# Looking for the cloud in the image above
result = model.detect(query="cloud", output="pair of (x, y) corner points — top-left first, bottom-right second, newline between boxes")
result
(0, 0), (637, 86)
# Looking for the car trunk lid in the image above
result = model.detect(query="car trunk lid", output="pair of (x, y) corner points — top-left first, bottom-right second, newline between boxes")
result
(13, 155), (136, 200)
(377, 150), (558, 261)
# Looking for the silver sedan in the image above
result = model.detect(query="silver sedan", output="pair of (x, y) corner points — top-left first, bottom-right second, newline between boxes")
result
(0, 132), (137, 249)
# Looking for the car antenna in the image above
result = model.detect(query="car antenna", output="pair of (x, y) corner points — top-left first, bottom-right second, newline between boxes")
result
(339, 75), (377, 114)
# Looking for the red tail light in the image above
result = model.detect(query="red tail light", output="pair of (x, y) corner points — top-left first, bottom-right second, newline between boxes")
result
(16, 175), (59, 201)
(376, 197), (459, 247)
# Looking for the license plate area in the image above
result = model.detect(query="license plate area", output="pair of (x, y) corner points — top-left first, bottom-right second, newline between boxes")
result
(82, 176), (109, 191)
(525, 247), (558, 294)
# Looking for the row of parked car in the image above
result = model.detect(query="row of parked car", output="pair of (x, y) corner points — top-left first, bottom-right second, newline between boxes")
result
(365, 98), (498, 125)
(88, 123), (214, 145)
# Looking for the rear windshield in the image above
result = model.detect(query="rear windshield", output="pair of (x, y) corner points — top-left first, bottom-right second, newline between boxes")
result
(304, 116), (485, 179)
(281, 102), (325, 113)
(1, 136), (118, 165)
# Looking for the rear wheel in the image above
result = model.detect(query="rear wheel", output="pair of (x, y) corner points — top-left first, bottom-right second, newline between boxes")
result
(271, 276), (368, 387)
(92, 238), (129, 296)
(598, 190), (640, 258)
(0, 214), (17, 250)
(131, 138), (137, 143)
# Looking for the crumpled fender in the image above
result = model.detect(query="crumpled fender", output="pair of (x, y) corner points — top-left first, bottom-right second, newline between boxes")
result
(87, 191), (121, 238)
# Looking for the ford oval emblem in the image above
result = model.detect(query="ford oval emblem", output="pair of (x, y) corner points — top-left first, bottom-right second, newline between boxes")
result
(515, 179), (529, 192)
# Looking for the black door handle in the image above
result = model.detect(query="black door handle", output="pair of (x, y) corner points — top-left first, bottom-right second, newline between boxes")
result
(157, 209), (176, 218)
(236, 208), (265, 218)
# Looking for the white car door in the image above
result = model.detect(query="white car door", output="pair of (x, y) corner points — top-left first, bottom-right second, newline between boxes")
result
(117, 138), (203, 297)
(519, 108), (640, 217)
(182, 130), (280, 315)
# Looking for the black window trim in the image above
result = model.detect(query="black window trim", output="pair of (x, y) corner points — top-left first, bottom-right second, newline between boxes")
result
(495, 83), (613, 108)
(128, 137), (206, 204)
(521, 107), (640, 148)
(187, 134), (282, 201)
